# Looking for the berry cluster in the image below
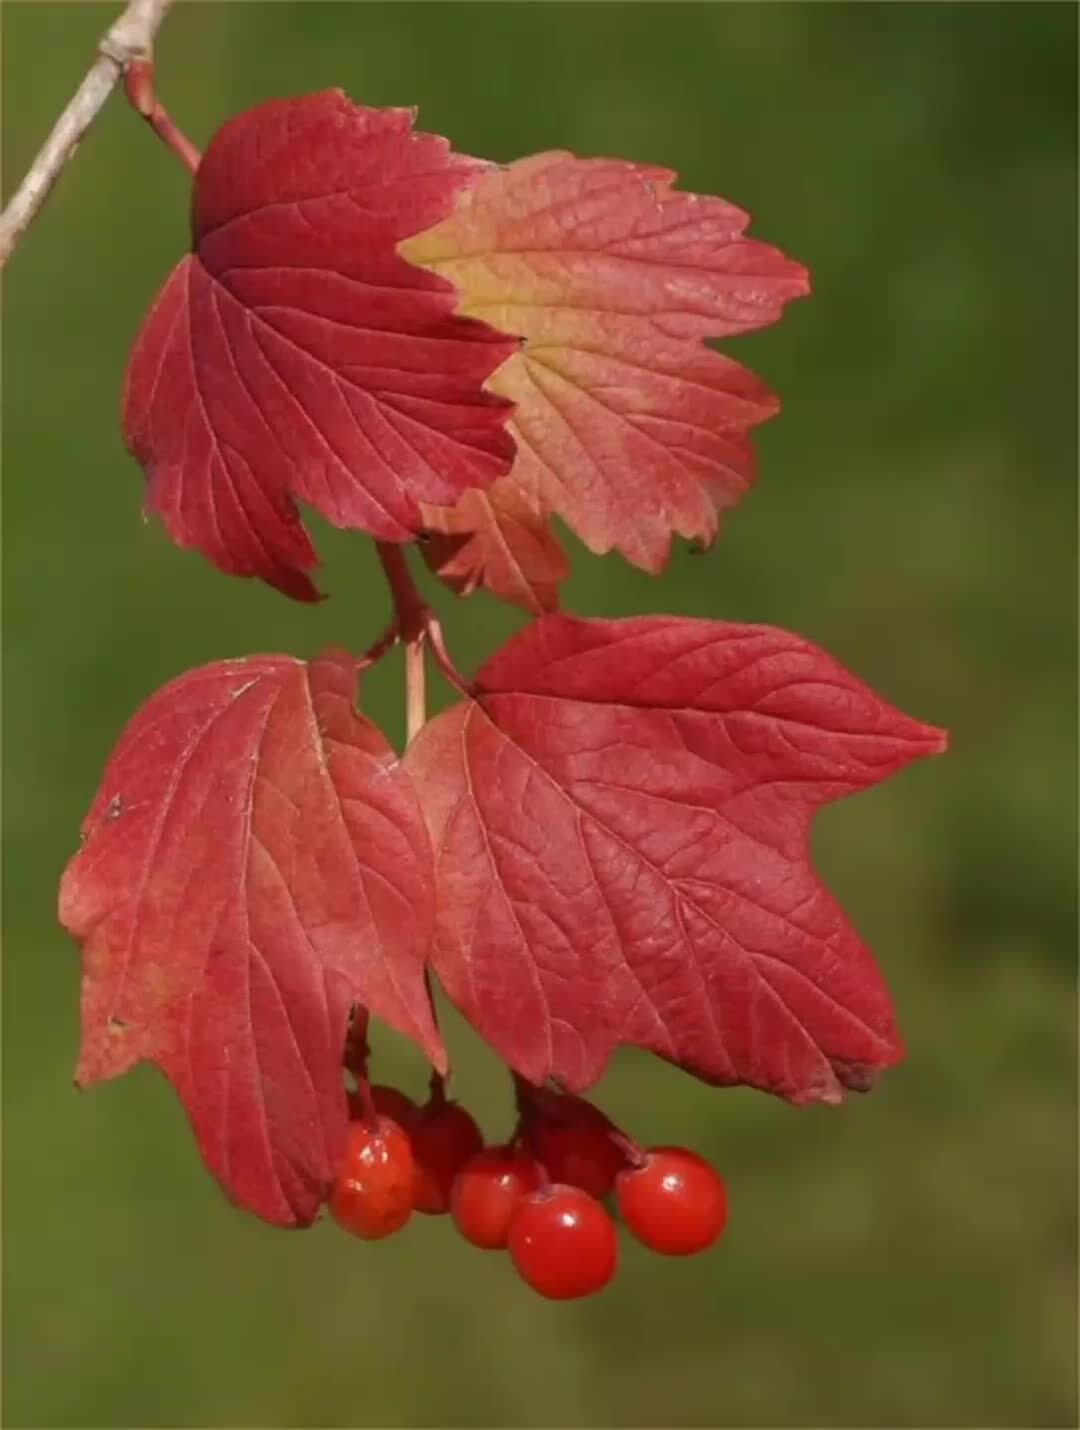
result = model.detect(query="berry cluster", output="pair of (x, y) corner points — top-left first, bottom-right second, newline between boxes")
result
(330, 1068), (728, 1301)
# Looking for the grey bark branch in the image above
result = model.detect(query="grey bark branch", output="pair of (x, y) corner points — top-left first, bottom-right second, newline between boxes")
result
(0, 0), (175, 270)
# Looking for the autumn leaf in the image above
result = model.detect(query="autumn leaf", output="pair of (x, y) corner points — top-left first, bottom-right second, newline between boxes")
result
(401, 152), (809, 580)
(59, 649), (443, 1227)
(420, 478), (570, 614)
(123, 92), (519, 600)
(405, 614), (946, 1103)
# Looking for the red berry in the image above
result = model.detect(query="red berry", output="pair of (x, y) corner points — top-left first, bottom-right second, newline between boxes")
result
(616, 1145), (728, 1256)
(347, 1082), (418, 1129)
(329, 1117), (415, 1240)
(411, 1102), (484, 1214)
(532, 1119), (626, 1199)
(508, 1185), (618, 1300)
(451, 1146), (544, 1250)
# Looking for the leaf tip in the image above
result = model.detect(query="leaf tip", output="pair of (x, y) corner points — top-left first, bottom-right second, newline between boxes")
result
(268, 566), (324, 604)
(790, 260), (813, 299)
(904, 718), (949, 763)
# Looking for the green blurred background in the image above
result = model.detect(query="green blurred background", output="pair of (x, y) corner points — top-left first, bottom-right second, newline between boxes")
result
(3, 3), (1076, 1426)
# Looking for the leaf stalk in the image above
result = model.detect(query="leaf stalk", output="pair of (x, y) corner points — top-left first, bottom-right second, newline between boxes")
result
(375, 542), (473, 741)
(123, 58), (201, 173)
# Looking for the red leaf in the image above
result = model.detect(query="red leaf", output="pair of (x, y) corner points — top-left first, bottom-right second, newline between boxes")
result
(401, 152), (809, 574)
(420, 479), (570, 614)
(405, 615), (946, 1104)
(122, 92), (519, 600)
(59, 649), (443, 1227)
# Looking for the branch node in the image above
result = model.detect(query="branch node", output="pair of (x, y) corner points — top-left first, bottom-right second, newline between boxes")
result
(0, 0), (178, 269)
(98, 35), (150, 70)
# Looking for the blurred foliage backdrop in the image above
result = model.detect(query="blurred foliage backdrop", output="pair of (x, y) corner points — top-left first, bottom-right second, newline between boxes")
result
(3, 3), (1076, 1427)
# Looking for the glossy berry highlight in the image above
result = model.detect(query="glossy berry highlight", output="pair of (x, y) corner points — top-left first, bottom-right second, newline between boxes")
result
(508, 1184), (618, 1300)
(616, 1146), (728, 1256)
(329, 1116), (416, 1241)
(451, 1145), (544, 1250)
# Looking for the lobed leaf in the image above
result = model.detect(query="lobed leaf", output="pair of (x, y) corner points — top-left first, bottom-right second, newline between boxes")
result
(405, 614), (946, 1103)
(59, 649), (443, 1226)
(401, 152), (810, 584)
(123, 92), (519, 600)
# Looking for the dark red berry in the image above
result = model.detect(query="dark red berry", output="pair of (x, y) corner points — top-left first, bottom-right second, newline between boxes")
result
(616, 1145), (728, 1255)
(347, 1082), (418, 1129)
(508, 1184), (618, 1300)
(411, 1101), (484, 1214)
(451, 1145), (544, 1250)
(329, 1116), (415, 1240)
(532, 1118), (626, 1199)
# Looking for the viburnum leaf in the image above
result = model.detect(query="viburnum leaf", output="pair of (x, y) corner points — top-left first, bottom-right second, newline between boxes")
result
(405, 614), (947, 1103)
(59, 648), (443, 1227)
(420, 478), (570, 614)
(401, 152), (810, 578)
(123, 91), (519, 601)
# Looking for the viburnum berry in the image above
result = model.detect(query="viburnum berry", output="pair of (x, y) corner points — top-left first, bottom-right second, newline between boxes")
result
(329, 1117), (415, 1241)
(347, 1082), (418, 1129)
(508, 1184), (618, 1300)
(616, 1145), (728, 1256)
(451, 1145), (544, 1250)
(411, 1100), (484, 1214)
(531, 1118), (626, 1199)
